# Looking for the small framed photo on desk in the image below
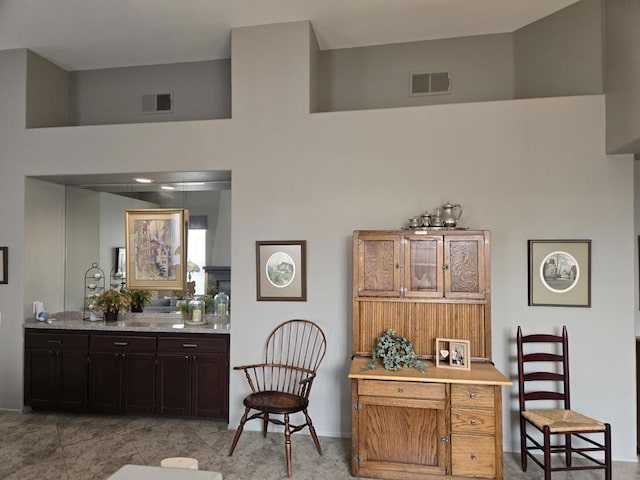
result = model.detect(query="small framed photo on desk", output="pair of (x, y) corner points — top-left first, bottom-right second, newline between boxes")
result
(435, 338), (471, 370)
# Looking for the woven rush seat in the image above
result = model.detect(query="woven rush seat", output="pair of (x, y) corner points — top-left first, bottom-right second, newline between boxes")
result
(522, 409), (606, 433)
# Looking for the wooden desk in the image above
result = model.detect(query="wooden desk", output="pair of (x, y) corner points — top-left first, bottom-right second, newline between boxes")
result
(107, 465), (223, 480)
(349, 358), (511, 480)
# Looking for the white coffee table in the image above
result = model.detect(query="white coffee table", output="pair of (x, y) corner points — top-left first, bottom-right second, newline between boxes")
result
(107, 464), (223, 480)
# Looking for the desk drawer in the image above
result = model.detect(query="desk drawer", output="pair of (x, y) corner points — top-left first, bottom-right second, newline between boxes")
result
(359, 380), (445, 401)
(91, 335), (156, 352)
(451, 408), (495, 435)
(452, 434), (496, 478)
(451, 384), (495, 408)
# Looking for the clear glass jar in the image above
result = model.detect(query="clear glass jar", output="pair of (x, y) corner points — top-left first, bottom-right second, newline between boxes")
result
(188, 297), (205, 323)
(213, 291), (229, 317)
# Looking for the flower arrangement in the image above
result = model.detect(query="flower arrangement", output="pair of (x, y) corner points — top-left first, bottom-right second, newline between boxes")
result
(362, 329), (426, 373)
(93, 289), (130, 314)
(126, 289), (154, 312)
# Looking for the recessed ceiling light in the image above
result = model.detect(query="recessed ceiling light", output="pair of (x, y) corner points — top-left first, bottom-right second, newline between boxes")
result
(161, 185), (176, 190)
(134, 177), (153, 183)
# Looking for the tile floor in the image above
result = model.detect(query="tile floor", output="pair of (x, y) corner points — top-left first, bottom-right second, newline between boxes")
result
(0, 410), (637, 480)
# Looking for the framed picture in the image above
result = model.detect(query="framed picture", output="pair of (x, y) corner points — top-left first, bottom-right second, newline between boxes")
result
(256, 240), (307, 301)
(125, 208), (188, 290)
(528, 239), (591, 307)
(115, 247), (126, 278)
(0, 247), (7, 284)
(435, 338), (470, 370)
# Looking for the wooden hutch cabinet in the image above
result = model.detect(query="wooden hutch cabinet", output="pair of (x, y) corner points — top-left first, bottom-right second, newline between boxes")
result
(349, 230), (510, 480)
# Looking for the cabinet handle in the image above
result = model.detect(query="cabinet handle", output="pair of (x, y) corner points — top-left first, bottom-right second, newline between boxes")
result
(397, 387), (404, 393)
(469, 392), (476, 399)
(440, 436), (449, 443)
(47, 339), (62, 344)
(442, 263), (449, 270)
(395, 263), (402, 269)
(471, 454), (477, 461)
(470, 419), (477, 425)
(182, 344), (198, 348)
(113, 342), (128, 346)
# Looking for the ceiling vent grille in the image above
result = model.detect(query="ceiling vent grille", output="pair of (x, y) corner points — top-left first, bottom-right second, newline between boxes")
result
(141, 92), (173, 114)
(409, 71), (451, 96)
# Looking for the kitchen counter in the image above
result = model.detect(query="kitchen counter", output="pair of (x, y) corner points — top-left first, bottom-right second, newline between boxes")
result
(24, 312), (230, 334)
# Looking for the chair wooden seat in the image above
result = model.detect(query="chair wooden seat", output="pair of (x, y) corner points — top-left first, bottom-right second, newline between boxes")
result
(522, 408), (606, 433)
(228, 319), (327, 478)
(244, 391), (308, 414)
(517, 325), (611, 480)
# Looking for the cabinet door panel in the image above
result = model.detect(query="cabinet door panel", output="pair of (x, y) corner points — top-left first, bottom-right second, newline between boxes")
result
(58, 350), (88, 409)
(444, 235), (486, 299)
(123, 353), (156, 414)
(192, 353), (228, 419)
(156, 354), (192, 416)
(355, 233), (401, 297)
(24, 349), (58, 406)
(89, 352), (121, 412)
(404, 235), (444, 297)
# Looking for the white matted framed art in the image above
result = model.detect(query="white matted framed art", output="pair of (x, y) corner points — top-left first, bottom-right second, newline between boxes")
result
(256, 240), (307, 301)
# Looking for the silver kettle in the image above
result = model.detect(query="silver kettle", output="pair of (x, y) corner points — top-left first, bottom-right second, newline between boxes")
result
(441, 202), (462, 227)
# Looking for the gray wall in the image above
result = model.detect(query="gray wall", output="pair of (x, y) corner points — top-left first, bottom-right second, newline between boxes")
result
(2, 17), (637, 463)
(26, 51), (69, 128)
(604, 0), (640, 154)
(318, 33), (515, 112)
(69, 59), (231, 125)
(514, 0), (603, 99)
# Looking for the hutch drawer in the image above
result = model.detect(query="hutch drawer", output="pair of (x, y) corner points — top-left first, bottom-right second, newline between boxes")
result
(157, 336), (227, 353)
(451, 434), (496, 478)
(25, 332), (88, 350)
(358, 380), (445, 401)
(451, 384), (494, 408)
(451, 408), (495, 435)
(90, 335), (156, 352)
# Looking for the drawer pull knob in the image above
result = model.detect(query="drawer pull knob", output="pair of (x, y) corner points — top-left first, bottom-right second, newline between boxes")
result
(471, 454), (477, 461)
(469, 392), (476, 399)
(440, 436), (449, 443)
(397, 387), (404, 393)
(470, 419), (477, 425)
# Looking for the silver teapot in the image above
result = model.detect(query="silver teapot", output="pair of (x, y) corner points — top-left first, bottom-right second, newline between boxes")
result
(441, 201), (463, 227)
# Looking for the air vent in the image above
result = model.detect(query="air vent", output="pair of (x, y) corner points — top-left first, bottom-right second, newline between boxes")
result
(141, 92), (173, 114)
(409, 71), (451, 96)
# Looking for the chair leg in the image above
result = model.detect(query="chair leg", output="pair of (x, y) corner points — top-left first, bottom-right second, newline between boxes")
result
(303, 409), (323, 455)
(284, 413), (292, 478)
(605, 424), (612, 480)
(263, 413), (269, 438)
(519, 416), (527, 471)
(228, 406), (250, 456)
(543, 426), (551, 480)
(565, 433), (572, 467)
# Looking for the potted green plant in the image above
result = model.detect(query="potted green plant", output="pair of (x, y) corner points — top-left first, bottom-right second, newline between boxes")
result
(127, 289), (154, 312)
(174, 299), (191, 321)
(361, 329), (426, 373)
(93, 289), (130, 322)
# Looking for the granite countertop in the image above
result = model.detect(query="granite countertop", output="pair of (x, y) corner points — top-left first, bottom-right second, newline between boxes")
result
(24, 312), (230, 334)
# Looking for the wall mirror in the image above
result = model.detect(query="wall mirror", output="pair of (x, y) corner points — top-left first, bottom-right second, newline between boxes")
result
(34, 170), (231, 312)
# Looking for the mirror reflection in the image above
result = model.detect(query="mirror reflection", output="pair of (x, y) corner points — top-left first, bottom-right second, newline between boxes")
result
(58, 171), (231, 313)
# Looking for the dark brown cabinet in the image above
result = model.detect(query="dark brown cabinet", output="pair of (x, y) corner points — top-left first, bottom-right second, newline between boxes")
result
(156, 335), (229, 419)
(24, 331), (88, 410)
(25, 329), (230, 421)
(88, 334), (156, 414)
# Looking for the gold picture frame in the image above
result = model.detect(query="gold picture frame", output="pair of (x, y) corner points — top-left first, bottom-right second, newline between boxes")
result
(435, 338), (471, 370)
(528, 239), (591, 307)
(256, 240), (307, 301)
(125, 208), (188, 290)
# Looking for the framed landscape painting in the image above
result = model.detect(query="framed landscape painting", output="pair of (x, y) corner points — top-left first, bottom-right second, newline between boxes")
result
(256, 240), (307, 301)
(125, 208), (188, 290)
(528, 239), (591, 307)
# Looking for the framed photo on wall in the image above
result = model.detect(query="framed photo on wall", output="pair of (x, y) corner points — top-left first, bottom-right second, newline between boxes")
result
(0, 247), (7, 284)
(125, 208), (188, 290)
(528, 239), (591, 307)
(256, 240), (307, 301)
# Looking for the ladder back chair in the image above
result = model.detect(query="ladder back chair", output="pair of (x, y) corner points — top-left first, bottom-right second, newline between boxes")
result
(516, 325), (611, 480)
(228, 319), (327, 477)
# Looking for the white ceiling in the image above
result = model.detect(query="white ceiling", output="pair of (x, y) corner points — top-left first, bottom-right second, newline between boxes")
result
(0, 0), (580, 71)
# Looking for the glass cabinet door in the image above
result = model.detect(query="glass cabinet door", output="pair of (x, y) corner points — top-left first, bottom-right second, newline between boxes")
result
(403, 235), (444, 297)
